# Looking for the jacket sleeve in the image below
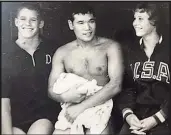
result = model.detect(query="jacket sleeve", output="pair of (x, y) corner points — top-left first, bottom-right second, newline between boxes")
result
(2, 52), (12, 98)
(155, 83), (170, 122)
(160, 97), (169, 118)
(153, 63), (170, 123)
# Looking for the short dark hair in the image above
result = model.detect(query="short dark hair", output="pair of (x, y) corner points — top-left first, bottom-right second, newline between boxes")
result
(16, 3), (43, 20)
(134, 2), (161, 34)
(68, 2), (96, 22)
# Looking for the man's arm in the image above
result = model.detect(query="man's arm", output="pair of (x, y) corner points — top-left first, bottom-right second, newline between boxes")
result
(1, 98), (13, 134)
(79, 41), (124, 110)
(48, 47), (67, 103)
(116, 48), (137, 119)
(1, 53), (13, 134)
(118, 71), (137, 120)
(48, 47), (86, 103)
(116, 52), (141, 129)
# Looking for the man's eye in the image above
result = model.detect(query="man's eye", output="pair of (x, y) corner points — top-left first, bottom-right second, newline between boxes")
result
(138, 17), (143, 21)
(89, 20), (95, 23)
(20, 18), (25, 20)
(30, 18), (37, 21)
(78, 21), (84, 24)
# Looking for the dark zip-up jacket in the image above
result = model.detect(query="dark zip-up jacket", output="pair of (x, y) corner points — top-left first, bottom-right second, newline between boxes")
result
(118, 35), (170, 119)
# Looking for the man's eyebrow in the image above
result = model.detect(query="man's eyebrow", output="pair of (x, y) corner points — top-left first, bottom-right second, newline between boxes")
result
(19, 16), (25, 18)
(18, 16), (38, 19)
(90, 18), (95, 20)
(91, 17), (96, 20)
(31, 17), (38, 19)
(77, 20), (84, 22)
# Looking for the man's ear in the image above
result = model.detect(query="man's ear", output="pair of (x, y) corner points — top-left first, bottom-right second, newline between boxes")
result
(39, 20), (44, 28)
(68, 20), (74, 30)
(150, 20), (156, 26)
(15, 18), (19, 27)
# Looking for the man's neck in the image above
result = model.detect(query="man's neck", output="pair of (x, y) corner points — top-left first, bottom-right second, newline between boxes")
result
(16, 36), (41, 51)
(16, 36), (41, 55)
(76, 36), (98, 48)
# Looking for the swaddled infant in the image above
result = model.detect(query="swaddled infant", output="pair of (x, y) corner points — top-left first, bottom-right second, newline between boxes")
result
(53, 73), (113, 134)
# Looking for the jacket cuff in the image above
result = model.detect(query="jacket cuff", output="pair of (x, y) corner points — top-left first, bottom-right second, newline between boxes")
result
(122, 108), (133, 119)
(154, 110), (166, 123)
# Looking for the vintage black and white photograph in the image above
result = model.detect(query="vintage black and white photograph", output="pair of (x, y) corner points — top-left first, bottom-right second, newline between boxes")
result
(1, 1), (170, 135)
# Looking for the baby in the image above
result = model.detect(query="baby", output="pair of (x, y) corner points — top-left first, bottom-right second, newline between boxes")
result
(53, 73), (113, 134)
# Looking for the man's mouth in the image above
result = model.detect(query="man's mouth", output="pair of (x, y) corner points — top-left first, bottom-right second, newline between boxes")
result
(83, 32), (92, 36)
(22, 27), (34, 30)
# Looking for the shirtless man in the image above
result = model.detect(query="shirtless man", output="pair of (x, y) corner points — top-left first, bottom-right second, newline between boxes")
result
(48, 3), (123, 134)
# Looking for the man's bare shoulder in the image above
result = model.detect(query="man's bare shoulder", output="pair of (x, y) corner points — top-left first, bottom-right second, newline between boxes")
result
(98, 37), (121, 49)
(103, 38), (122, 60)
(54, 40), (77, 55)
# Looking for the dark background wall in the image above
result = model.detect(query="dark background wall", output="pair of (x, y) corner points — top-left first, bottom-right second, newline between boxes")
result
(1, 2), (169, 53)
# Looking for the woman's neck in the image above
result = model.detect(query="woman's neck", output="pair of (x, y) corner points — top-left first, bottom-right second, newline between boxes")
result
(142, 31), (160, 59)
(142, 31), (160, 49)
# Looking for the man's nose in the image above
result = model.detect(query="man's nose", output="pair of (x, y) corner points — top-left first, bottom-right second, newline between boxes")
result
(25, 19), (31, 25)
(84, 23), (90, 30)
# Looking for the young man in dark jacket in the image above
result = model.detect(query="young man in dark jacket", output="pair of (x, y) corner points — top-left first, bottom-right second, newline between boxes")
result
(1, 3), (60, 134)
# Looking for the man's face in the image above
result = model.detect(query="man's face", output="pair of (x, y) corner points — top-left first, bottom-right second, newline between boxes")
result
(68, 13), (96, 42)
(133, 11), (156, 37)
(15, 8), (44, 39)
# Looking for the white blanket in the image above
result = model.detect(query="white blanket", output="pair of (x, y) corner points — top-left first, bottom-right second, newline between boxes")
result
(53, 73), (113, 134)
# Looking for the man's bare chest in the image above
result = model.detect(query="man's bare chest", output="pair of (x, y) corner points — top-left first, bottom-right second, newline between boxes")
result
(63, 49), (108, 76)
